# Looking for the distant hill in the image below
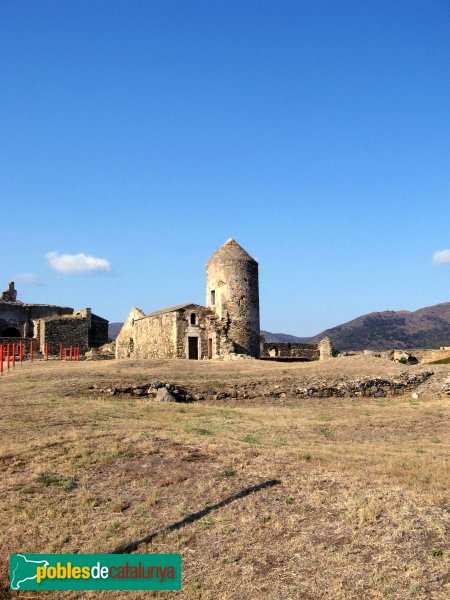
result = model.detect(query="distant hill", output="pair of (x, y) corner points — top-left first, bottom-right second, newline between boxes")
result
(110, 302), (450, 350)
(108, 322), (123, 340)
(302, 302), (450, 351)
(261, 330), (304, 343)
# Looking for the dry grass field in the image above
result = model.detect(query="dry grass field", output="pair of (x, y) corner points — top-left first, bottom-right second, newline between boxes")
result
(0, 356), (449, 599)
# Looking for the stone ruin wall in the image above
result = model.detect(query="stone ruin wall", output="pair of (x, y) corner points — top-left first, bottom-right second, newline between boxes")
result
(133, 313), (178, 359)
(115, 307), (145, 359)
(40, 317), (90, 353)
(262, 342), (320, 360)
(89, 316), (109, 347)
(409, 347), (450, 364)
(262, 337), (333, 361)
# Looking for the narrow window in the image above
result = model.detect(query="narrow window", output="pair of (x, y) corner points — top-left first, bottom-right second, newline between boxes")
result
(211, 290), (215, 305)
(190, 313), (197, 325)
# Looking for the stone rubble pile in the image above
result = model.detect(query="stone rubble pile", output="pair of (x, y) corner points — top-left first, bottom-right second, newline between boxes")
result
(441, 376), (450, 396)
(85, 342), (115, 360)
(89, 380), (193, 402)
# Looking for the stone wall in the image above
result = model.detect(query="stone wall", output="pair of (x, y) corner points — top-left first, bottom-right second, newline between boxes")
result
(115, 307), (146, 359)
(40, 316), (90, 354)
(262, 342), (320, 360)
(133, 312), (178, 359)
(89, 314), (109, 347)
(408, 348), (450, 364)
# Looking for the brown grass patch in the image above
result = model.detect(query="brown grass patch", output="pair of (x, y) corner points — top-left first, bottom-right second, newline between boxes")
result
(0, 357), (449, 598)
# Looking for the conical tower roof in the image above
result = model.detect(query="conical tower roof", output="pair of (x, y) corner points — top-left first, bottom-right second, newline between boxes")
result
(207, 239), (257, 265)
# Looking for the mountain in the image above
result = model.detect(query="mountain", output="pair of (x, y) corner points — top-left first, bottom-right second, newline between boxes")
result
(261, 331), (304, 343)
(108, 322), (124, 340)
(302, 302), (450, 351)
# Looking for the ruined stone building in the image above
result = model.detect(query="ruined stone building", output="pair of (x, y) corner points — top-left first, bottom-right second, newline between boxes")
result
(116, 239), (261, 360)
(0, 282), (108, 354)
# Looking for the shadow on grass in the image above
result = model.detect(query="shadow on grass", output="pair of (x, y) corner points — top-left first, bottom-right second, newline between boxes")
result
(112, 479), (281, 554)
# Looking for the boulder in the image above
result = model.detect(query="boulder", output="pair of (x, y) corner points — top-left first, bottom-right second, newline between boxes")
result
(156, 388), (177, 402)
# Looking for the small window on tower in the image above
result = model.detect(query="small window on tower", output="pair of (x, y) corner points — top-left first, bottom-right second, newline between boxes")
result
(190, 313), (197, 325)
(211, 290), (216, 305)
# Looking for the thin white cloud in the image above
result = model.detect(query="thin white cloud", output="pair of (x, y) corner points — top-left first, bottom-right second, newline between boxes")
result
(14, 272), (39, 284)
(45, 252), (111, 274)
(432, 249), (450, 265)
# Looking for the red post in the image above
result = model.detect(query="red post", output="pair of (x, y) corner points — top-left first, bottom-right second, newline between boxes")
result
(64, 348), (68, 361)
(69, 346), (73, 361)
(7, 344), (10, 370)
(0, 345), (3, 374)
(59, 343), (63, 361)
(30, 340), (34, 362)
(12, 343), (16, 368)
(19, 340), (23, 364)
(45, 343), (49, 361)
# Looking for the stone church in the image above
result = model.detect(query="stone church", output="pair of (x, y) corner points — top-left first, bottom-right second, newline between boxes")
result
(116, 239), (260, 360)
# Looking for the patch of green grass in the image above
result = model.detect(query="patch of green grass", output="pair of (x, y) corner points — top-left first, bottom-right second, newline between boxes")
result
(285, 496), (294, 505)
(195, 428), (213, 436)
(429, 357), (450, 365)
(83, 496), (99, 508)
(63, 476), (78, 492)
(36, 473), (61, 486)
(431, 547), (444, 557)
(198, 518), (214, 530)
(318, 414), (332, 422)
(273, 438), (288, 446)
(36, 473), (79, 491)
(319, 427), (334, 439)
(221, 468), (236, 477)
(108, 521), (121, 535)
(241, 435), (258, 444)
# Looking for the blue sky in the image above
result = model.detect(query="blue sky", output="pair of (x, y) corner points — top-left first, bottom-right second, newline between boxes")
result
(1, 0), (449, 335)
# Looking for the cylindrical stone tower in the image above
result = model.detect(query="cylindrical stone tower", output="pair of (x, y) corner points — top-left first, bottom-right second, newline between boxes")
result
(206, 239), (260, 357)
